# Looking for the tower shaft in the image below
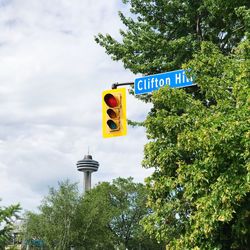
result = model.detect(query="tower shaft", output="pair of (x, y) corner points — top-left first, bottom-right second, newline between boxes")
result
(84, 171), (91, 192)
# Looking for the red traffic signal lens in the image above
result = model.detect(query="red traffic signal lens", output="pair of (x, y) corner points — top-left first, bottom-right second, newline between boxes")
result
(107, 120), (118, 130)
(107, 109), (117, 119)
(104, 94), (118, 108)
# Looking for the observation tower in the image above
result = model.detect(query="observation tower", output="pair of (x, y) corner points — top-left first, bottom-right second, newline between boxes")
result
(76, 154), (99, 193)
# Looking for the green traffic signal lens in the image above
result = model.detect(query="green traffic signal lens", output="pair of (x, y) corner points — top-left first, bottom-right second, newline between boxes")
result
(107, 120), (118, 130)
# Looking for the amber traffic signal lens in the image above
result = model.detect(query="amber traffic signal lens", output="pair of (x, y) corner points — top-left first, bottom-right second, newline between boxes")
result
(107, 109), (117, 118)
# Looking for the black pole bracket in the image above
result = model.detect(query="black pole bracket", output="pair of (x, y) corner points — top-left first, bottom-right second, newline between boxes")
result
(111, 82), (134, 89)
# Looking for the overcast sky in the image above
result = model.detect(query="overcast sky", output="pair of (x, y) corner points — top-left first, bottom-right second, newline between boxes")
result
(0, 0), (153, 211)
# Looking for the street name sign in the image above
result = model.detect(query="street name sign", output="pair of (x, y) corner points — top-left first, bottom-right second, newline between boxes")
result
(134, 69), (195, 95)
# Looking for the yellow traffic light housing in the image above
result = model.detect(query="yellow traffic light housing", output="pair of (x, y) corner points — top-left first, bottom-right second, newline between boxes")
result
(102, 88), (127, 138)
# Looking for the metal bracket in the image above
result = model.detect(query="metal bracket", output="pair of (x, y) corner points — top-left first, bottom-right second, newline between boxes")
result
(111, 82), (134, 89)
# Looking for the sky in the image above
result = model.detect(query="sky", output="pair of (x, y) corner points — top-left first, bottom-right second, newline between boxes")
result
(0, 0), (153, 211)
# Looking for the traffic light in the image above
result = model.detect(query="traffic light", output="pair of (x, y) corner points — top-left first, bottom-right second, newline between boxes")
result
(102, 88), (127, 138)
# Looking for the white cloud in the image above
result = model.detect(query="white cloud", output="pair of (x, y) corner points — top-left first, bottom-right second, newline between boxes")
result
(0, 0), (153, 211)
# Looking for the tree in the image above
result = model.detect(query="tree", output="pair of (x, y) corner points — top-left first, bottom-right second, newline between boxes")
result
(23, 178), (163, 249)
(72, 181), (117, 249)
(107, 177), (163, 249)
(95, 0), (249, 75)
(0, 200), (21, 249)
(23, 180), (80, 250)
(142, 40), (250, 249)
(73, 177), (164, 250)
(95, 0), (250, 249)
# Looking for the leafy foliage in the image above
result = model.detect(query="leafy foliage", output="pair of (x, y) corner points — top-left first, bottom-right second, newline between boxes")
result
(107, 177), (163, 249)
(72, 181), (116, 249)
(0, 200), (21, 249)
(95, 0), (249, 75)
(142, 41), (250, 249)
(72, 177), (164, 249)
(23, 180), (79, 250)
(22, 178), (163, 250)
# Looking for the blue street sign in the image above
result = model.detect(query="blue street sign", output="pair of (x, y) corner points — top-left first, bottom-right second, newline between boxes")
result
(134, 69), (195, 95)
